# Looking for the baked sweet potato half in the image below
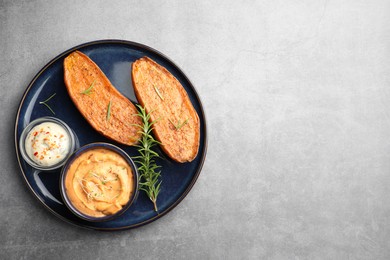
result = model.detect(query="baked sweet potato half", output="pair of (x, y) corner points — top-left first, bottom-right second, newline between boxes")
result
(64, 51), (141, 145)
(132, 57), (200, 163)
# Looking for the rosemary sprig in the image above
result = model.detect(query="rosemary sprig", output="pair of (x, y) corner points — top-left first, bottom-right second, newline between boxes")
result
(153, 84), (164, 100)
(168, 118), (188, 130)
(106, 100), (112, 121)
(81, 80), (95, 95)
(133, 105), (161, 212)
(39, 93), (56, 115)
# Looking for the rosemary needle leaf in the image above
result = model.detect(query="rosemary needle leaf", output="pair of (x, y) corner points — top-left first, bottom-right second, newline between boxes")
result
(153, 85), (164, 100)
(40, 93), (56, 103)
(107, 100), (112, 121)
(178, 118), (189, 129)
(41, 102), (55, 115)
(81, 80), (95, 95)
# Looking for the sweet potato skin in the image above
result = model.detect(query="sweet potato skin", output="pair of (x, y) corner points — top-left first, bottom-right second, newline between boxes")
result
(132, 57), (200, 163)
(64, 51), (141, 145)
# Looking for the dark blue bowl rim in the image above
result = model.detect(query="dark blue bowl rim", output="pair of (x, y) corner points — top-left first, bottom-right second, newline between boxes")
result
(60, 142), (139, 222)
(14, 39), (208, 231)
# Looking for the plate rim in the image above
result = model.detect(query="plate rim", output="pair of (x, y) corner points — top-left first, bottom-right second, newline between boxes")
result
(14, 39), (208, 231)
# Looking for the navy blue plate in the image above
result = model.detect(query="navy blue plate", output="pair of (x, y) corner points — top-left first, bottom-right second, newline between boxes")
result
(14, 40), (207, 230)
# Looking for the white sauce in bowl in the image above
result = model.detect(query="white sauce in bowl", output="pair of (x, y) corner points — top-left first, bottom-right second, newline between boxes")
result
(25, 122), (71, 167)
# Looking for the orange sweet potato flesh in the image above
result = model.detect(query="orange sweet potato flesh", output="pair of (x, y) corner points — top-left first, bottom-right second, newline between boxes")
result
(132, 57), (200, 163)
(64, 51), (141, 146)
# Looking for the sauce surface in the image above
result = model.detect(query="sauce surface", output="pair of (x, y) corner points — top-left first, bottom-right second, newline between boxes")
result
(25, 122), (71, 167)
(64, 148), (134, 217)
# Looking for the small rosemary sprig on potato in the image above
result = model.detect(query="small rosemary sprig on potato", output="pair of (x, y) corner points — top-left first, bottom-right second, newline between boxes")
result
(168, 117), (188, 130)
(133, 105), (162, 212)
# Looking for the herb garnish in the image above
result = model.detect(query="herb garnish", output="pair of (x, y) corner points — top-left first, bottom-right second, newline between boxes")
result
(133, 105), (161, 212)
(107, 100), (112, 121)
(153, 84), (164, 100)
(81, 80), (95, 95)
(77, 178), (94, 201)
(168, 118), (188, 130)
(39, 93), (56, 115)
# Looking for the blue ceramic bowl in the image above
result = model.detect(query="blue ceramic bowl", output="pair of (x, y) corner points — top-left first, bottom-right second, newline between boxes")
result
(19, 117), (77, 171)
(60, 142), (139, 222)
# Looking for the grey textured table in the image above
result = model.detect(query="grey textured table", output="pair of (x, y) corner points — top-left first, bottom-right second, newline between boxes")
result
(2, 0), (390, 259)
